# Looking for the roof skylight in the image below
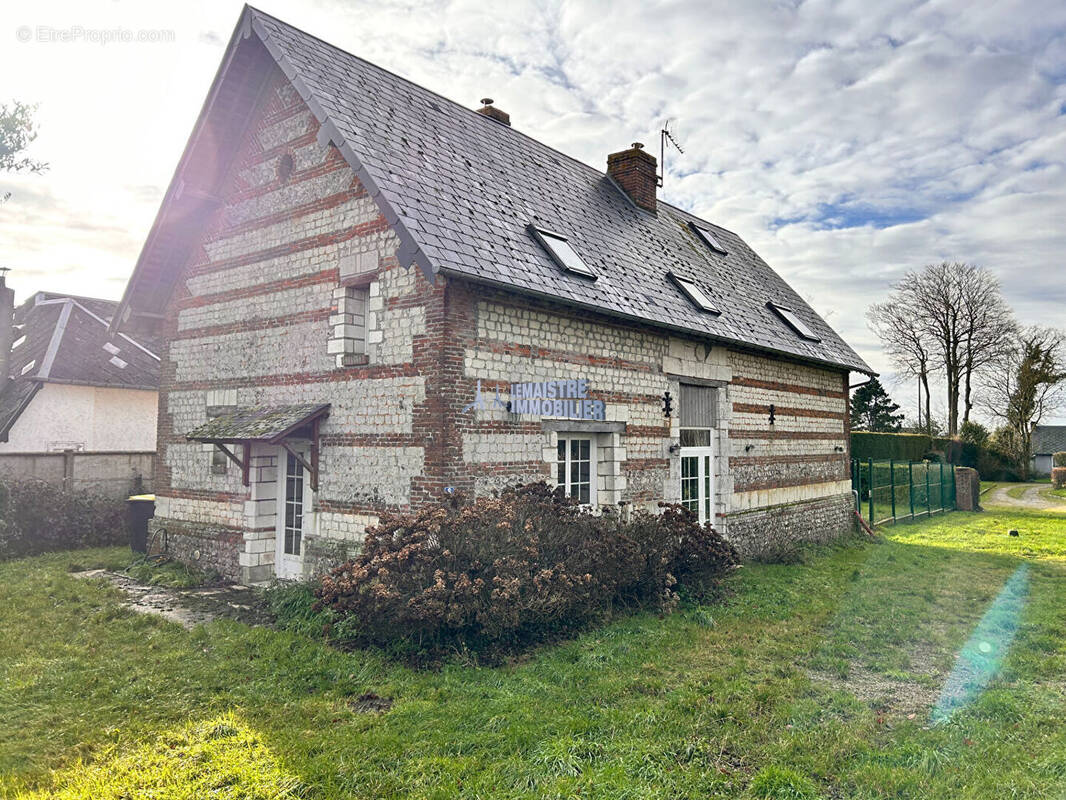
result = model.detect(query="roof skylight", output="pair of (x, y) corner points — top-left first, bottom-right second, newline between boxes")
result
(20, 360), (36, 375)
(530, 226), (596, 278)
(690, 223), (727, 255)
(11, 335), (26, 350)
(102, 342), (121, 356)
(669, 272), (719, 314)
(109, 355), (129, 369)
(768, 302), (820, 342)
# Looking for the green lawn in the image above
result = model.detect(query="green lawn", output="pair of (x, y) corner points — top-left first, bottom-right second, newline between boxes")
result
(2, 511), (1066, 799)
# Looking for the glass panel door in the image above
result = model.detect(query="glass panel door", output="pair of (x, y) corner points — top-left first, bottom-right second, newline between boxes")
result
(679, 445), (714, 525)
(275, 446), (310, 579)
(284, 452), (304, 557)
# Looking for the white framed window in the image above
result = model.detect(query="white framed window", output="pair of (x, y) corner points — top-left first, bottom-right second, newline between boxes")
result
(557, 435), (597, 506)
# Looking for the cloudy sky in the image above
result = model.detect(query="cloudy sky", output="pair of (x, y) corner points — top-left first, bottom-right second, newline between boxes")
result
(2, 0), (1064, 424)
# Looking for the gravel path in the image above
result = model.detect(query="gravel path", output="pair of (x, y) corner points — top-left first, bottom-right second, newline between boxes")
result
(985, 483), (1066, 513)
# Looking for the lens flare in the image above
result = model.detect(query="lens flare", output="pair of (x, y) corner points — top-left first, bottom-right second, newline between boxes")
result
(931, 564), (1029, 724)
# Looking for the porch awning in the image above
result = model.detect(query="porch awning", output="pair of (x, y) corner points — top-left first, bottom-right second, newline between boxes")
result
(185, 403), (330, 490)
(185, 403), (330, 444)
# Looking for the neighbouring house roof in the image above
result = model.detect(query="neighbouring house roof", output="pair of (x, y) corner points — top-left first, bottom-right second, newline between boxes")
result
(0, 292), (160, 440)
(114, 5), (873, 376)
(186, 404), (331, 443)
(1032, 426), (1066, 456)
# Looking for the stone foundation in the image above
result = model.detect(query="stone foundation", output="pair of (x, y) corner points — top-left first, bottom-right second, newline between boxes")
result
(149, 517), (244, 581)
(300, 530), (361, 580)
(723, 492), (855, 559)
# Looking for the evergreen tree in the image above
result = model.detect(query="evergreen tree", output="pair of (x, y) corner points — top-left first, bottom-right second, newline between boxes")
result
(850, 378), (904, 432)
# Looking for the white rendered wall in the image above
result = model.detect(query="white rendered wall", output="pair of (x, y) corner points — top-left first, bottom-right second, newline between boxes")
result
(0, 383), (157, 453)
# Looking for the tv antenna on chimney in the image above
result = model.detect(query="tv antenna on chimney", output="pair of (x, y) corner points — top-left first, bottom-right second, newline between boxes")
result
(657, 120), (684, 189)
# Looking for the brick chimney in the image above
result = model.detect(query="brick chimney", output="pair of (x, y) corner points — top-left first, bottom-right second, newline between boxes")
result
(476, 98), (510, 126)
(607, 142), (658, 213)
(0, 271), (13, 391)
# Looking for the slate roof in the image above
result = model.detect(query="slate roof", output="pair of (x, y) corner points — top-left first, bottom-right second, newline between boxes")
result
(1032, 426), (1066, 455)
(0, 293), (160, 439)
(186, 403), (330, 443)
(117, 6), (873, 376)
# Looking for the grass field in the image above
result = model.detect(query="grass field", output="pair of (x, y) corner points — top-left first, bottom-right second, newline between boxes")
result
(2, 510), (1065, 799)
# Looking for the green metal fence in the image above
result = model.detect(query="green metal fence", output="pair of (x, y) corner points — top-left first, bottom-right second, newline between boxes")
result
(851, 459), (956, 525)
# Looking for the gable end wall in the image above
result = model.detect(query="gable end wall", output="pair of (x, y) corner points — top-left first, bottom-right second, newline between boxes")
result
(149, 68), (446, 581)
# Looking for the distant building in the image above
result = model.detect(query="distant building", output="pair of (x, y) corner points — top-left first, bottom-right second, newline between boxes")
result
(1032, 425), (1066, 476)
(115, 8), (873, 583)
(0, 280), (159, 495)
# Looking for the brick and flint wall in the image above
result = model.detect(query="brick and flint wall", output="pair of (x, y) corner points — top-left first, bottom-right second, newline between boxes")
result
(150, 68), (854, 580)
(151, 68), (437, 581)
(444, 284), (853, 558)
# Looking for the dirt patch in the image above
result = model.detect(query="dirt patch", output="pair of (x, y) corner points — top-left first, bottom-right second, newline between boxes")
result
(349, 692), (393, 713)
(811, 639), (948, 718)
(811, 664), (940, 717)
(71, 569), (273, 629)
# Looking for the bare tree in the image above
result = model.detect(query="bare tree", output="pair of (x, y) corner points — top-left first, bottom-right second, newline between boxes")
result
(868, 299), (935, 435)
(873, 262), (1014, 435)
(958, 267), (1016, 423)
(980, 327), (1066, 478)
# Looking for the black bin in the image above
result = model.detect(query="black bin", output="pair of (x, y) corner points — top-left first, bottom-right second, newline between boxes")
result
(127, 494), (155, 553)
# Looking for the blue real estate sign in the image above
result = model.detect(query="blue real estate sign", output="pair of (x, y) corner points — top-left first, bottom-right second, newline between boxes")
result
(464, 378), (606, 421)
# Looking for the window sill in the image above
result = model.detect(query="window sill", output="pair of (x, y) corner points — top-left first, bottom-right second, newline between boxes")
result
(338, 353), (369, 367)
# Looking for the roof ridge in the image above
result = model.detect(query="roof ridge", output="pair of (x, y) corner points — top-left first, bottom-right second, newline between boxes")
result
(28, 291), (118, 309)
(31, 296), (159, 361)
(37, 298), (74, 380)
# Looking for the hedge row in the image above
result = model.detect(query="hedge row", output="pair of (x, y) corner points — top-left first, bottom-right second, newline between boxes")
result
(0, 479), (127, 560)
(850, 431), (973, 464)
(850, 432), (1025, 480)
(851, 432), (948, 462)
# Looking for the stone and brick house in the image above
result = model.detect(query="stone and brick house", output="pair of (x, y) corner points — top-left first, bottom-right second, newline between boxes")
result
(114, 7), (874, 583)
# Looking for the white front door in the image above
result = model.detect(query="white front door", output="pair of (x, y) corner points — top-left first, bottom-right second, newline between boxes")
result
(680, 445), (715, 525)
(275, 446), (311, 579)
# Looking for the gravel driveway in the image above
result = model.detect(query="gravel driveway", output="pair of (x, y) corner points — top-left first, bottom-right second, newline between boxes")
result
(985, 483), (1066, 513)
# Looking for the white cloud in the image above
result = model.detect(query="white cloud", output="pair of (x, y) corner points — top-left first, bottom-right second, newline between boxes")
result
(1, 0), (1064, 422)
